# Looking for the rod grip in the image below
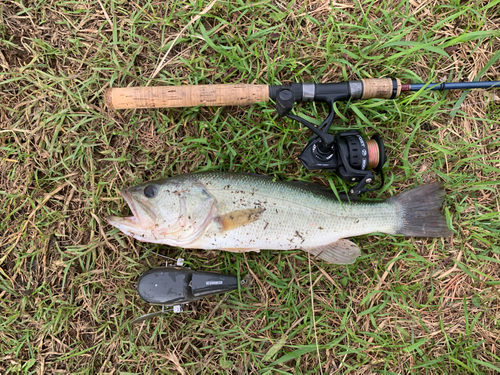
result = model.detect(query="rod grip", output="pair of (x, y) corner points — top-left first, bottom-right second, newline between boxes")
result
(105, 84), (270, 110)
(361, 78), (401, 99)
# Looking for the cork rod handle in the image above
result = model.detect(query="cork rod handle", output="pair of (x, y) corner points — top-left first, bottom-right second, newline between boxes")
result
(105, 84), (270, 110)
(361, 78), (402, 99)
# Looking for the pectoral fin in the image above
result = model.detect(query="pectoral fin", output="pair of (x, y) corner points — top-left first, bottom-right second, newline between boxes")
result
(304, 239), (361, 265)
(215, 207), (265, 232)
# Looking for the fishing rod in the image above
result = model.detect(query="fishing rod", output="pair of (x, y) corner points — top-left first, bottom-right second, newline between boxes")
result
(105, 78), (499, 195)
(104, 78), (500, 110)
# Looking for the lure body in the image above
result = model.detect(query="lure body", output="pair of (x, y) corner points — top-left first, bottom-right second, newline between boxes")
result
(137, 267), (239, 306)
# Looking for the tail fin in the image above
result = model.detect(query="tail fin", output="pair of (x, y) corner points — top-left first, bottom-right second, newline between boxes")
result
(389, 182), (452, 237)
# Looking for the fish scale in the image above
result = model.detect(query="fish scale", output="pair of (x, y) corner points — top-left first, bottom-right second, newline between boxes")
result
(106, 172), (452, 264)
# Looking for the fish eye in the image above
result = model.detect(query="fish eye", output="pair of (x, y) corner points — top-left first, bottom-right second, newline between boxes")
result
(143, 185), (157, 198)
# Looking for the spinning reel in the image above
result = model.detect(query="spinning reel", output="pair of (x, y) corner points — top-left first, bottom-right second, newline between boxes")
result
(271, 83), (387, 196)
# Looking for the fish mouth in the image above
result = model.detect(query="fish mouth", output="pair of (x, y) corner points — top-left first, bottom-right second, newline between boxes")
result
(106, 188), (156, 230)
(121, 189), (139, 220)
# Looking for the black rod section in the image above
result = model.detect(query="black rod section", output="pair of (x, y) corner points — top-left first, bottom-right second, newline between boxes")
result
(410, 81), (500, 91)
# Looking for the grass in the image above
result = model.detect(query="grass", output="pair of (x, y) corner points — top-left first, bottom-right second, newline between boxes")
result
(1, 0), (499, 373)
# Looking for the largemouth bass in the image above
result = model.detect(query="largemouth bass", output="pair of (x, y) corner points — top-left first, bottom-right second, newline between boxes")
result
(106, 172), (452, 264)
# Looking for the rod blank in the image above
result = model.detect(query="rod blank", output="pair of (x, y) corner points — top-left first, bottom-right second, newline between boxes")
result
(409, 81), (500, 91)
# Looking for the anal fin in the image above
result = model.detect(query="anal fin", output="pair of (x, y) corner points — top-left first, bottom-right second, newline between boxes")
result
(304, 239), (361, 265)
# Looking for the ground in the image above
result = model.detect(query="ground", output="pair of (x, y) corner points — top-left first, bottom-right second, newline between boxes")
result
(1, 0), (499, 374)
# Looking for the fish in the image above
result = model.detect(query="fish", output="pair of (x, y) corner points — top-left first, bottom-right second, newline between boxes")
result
(106, 172), (452, 265)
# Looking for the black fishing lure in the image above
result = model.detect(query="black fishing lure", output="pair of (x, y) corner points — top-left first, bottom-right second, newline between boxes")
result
(137, 266), (240, 305)
(132, 258), (247, 324)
